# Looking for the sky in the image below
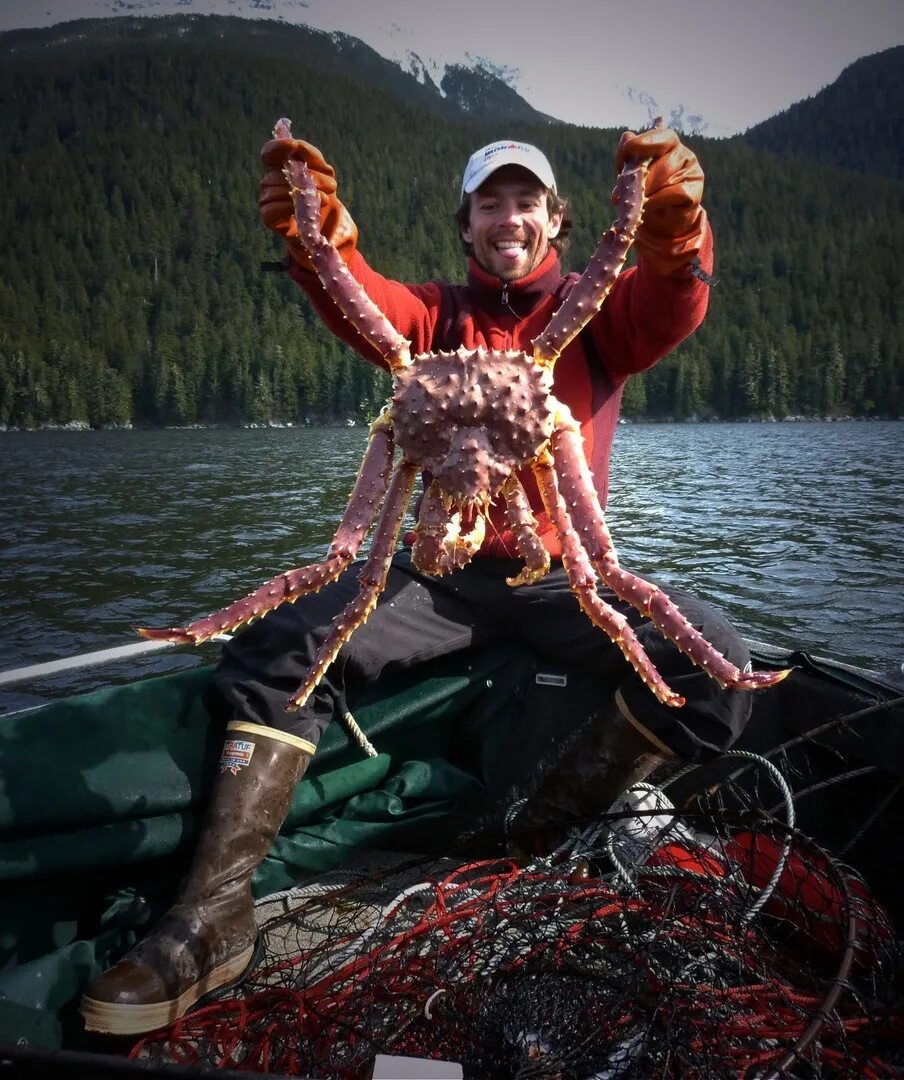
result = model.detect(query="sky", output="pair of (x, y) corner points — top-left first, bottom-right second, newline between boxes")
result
(2, 0), (902, 135)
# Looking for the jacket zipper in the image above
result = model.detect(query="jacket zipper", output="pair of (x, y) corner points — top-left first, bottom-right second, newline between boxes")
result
(500, 285), (512, 349)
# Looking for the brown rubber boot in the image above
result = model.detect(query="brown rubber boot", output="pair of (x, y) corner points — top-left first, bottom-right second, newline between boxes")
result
(506, 696), (672, 859)
(81, 721), (314, 1035)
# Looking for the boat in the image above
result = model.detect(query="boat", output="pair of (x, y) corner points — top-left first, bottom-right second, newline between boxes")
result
(1, 639), (902, 1077)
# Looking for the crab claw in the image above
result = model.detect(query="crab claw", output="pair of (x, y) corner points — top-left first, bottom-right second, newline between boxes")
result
(726, 666), (793, 692)
(137, 625), (198, 644)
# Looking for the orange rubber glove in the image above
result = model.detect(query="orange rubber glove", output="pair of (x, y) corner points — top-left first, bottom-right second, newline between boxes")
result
(259, 133), (358, 271)
(614, 126), (707, 276)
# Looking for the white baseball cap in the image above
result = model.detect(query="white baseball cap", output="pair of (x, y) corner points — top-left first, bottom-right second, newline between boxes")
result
(460, 140), (557, 200)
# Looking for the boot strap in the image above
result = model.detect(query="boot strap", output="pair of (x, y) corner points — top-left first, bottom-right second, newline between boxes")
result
(614, 691), (676, 758)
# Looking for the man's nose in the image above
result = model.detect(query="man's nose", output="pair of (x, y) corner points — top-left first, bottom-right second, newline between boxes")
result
(498, 201), (522, 225)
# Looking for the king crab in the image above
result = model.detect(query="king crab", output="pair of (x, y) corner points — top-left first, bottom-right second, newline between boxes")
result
(140, 118), (789, 711)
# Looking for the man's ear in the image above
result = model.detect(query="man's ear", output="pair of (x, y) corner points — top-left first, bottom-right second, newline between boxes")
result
(460, 222), (472, 243)
(547, 211), (563, 240)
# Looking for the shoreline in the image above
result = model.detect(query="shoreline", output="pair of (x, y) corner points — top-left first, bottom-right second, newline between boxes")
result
(1, 415), (900, 433)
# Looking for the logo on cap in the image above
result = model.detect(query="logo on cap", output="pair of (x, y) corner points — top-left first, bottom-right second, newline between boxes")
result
(461, 140), (557, 199)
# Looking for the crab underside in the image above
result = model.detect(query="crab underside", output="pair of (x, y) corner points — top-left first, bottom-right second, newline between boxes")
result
(139, 118), (789, 713)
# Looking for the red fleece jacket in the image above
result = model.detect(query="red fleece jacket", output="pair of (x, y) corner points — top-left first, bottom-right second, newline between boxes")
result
(287, 227), (713, 558)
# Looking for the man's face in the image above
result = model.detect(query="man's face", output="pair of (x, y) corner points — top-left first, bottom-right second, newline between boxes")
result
(461, 165), (562, 282)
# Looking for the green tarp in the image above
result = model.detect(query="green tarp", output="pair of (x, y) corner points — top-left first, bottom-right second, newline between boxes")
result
(0, 646), (539, 1050)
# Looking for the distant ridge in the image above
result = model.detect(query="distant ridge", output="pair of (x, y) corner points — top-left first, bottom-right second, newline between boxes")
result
(741, 47), (904, 181)
(0, 13), (550, 126)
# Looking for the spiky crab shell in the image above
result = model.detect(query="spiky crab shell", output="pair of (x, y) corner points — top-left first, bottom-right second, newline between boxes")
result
(391, 347), (554, 503)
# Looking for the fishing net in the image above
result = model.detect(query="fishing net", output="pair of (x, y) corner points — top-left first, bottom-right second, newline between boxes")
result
(130, 747), (904, 1079)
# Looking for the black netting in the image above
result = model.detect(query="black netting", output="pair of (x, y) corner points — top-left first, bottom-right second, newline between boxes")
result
(131, 749), (904, 1078)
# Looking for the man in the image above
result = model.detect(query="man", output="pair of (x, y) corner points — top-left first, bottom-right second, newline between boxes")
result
(83, 124), (751, 1034)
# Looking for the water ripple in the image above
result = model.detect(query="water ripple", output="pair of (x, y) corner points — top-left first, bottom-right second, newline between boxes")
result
(2, 422), (902, 709)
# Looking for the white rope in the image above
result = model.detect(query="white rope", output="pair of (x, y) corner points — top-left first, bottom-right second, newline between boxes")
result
(255, 880), (348, 907)
(503, 796), (528, 833)
(342, 709), (378, 758)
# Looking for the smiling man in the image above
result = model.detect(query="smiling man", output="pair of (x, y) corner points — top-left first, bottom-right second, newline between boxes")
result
(458, 142), (563, 281)
(82, 123), (754, 1035)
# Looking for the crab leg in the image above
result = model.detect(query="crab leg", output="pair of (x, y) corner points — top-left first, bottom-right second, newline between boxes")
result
(532, 157), (648, 368)
(287, 460), (419, 711)
(276, 119), (411, 373)
(138, 416), (396, 645)
(501, 474), (551, 586)
(411, 480), (487, 575)
(550, 410), (791, 694)
(532, 448), (684, 707)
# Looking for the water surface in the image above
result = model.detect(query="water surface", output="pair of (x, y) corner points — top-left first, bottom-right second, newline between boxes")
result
(2, 422), (901, 713)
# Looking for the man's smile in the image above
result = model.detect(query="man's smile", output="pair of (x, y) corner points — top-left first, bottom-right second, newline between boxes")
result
(494, 238), (528, 259)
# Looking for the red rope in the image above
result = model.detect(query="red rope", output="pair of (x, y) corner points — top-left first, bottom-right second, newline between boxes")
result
(130, 854), (902, 1077)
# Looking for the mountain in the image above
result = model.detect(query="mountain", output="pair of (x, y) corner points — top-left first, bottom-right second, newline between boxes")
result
(0, 13), (547, 126)
(440, 64), (551, 124)
(741, 47), (904, 182)
(0, 14), (901, 430)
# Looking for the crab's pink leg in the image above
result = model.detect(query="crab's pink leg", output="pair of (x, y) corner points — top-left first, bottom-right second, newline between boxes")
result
(549, 411), (791, 694)
(411, 481), (486, 576)
(139, 416), (396, 645)
(532, 158), (648, 368)
(275, 120), (411, 373)
(501, 474), (551, 586)
(287, 461), (418, 711)
(532, 448), (684, 707)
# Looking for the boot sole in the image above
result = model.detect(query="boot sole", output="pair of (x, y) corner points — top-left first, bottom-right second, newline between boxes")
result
(80, 944), (255, 1036)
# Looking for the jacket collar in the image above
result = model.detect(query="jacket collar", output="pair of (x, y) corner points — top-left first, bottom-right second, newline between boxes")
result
(466, 248), (562, 318)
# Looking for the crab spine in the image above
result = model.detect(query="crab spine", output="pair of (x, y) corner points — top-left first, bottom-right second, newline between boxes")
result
(532, 160), (648, 367)
(287, 462), (418, 710)
(550, 415), (791, 694)
(532, 446), (684, 707)
(501, 474), (551, 586)
(282, 156), (411, 371)
(138, 416), (396, 645)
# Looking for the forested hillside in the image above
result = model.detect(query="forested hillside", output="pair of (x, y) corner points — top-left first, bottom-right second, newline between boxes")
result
(0, 17), (901, 428)
(742, 47), (904, 182)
